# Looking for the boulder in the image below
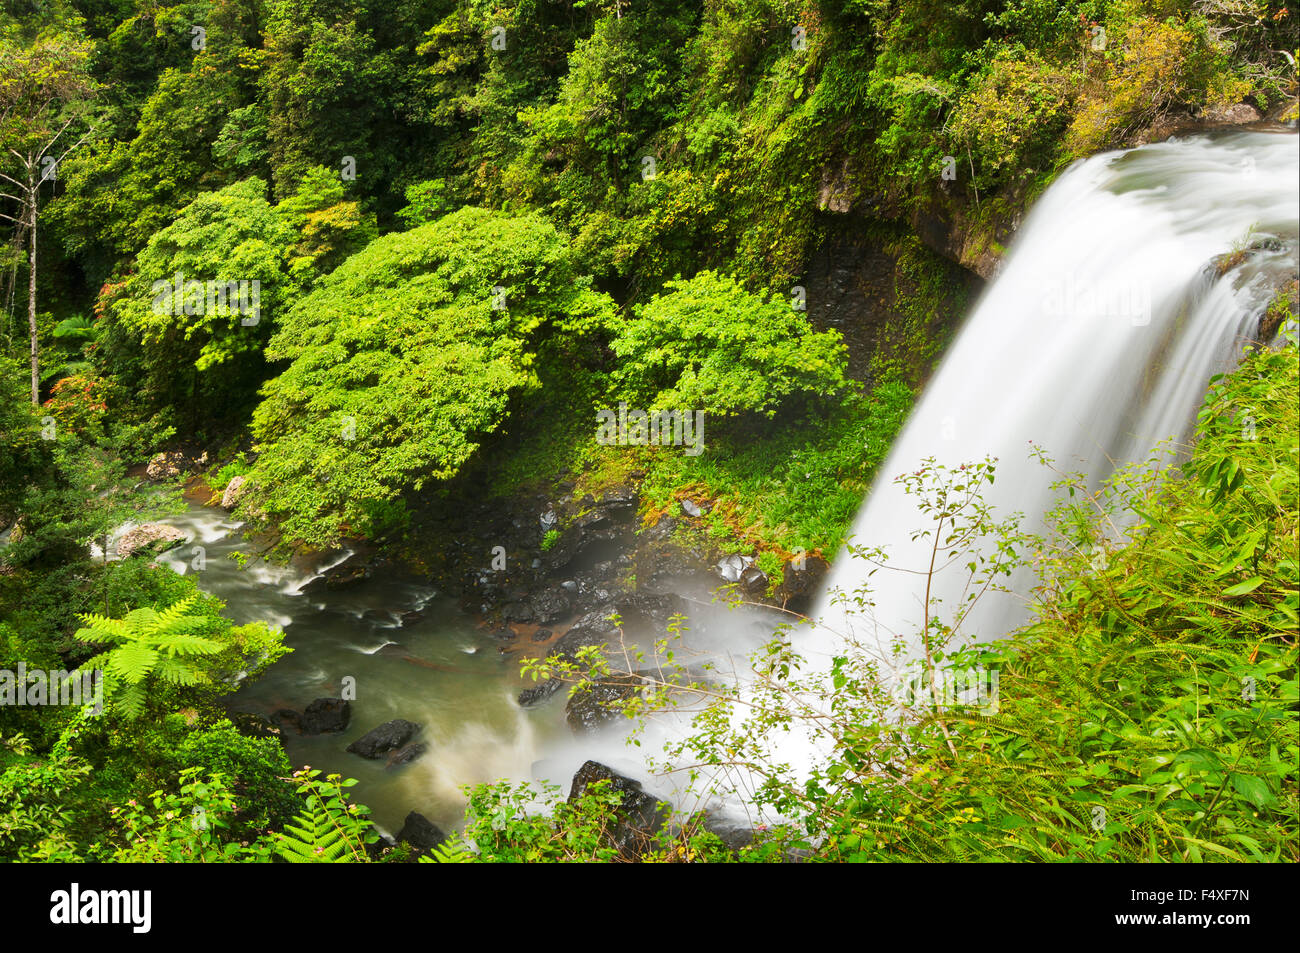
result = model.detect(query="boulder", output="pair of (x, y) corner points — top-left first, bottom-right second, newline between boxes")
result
(529, 588), (572, 625)
(145, 450), (208, 482)
(229, 711), (281, 742)
(219, 474), (247, 509)
(300, 697), (350, 734)
(396, 811), (447, 857)
(565, 673), (644, 733)
(116, 523), (187, 559)
(715, 553), (753, 583)
(386, 742), (426, 768)
(569, 761), (669, 857)
(517, 677), (563, 708)
(347, 719), (421, 759)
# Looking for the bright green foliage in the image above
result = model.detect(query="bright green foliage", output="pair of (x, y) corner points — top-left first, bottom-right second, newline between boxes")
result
(107, 768), (262, 863)
(272, 770), (378, 863)
(248, 206), (616, 546)
(647, 339), (1300, 862)
(611, 271), (849, 418)
(75, 596), (223, 719)
(176, 719), (298, 837)
(110, 177), (293, 376)
(74, 593), (288, 720)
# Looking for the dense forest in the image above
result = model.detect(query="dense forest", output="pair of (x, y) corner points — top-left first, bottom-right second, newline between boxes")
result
(0, 0), (1296, 864)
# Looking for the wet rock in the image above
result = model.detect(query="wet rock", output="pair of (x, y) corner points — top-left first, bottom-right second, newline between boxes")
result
(641, 516), (676, 542)
(550, 609), (620, 661)
(715, 553), (753, 583)
(679, 499), (711, 518)
(531, 628), (553, 643)
(529, 588), (572, 625)
(396, 811), (447, 858)
(386, 742), (426, 768)
(701, 813), (755, 852)
(300, 697), (350, 734)
(565, 673), (644, 733)
(116, 523), (187, 558)
(270, 709), (302, 734)
(740, 565), (769, 595)
(301, 558), (373, 594)
(230, 711), (281, 742)
(502, 601), (534, 623)
(569, 761), (669, 857)
(517, 677), (563, 707)
(220, 475), (247, 509)
(347, 719), (421, 759)
(366, 832), (397, 860)
(776, 554), (831, 612)
(615, 591), (686, 630)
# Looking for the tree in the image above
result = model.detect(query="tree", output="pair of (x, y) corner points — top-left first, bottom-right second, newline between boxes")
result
(0, 27), (99, 404)
(610, 270), (849, 418)
(248, 206), (615, 547)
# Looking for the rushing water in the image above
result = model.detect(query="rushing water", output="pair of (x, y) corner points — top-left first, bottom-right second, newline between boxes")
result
(115, 129), (1297, 830)
(814, 129), (1299, 671)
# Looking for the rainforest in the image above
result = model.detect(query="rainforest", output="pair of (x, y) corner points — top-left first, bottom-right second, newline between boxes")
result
(0, 0), (1297, 867)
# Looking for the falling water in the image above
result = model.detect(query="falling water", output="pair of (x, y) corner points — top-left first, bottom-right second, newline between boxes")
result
(813, 129), (1298, 684)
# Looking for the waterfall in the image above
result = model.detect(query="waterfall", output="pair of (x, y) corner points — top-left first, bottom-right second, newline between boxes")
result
(810, 130), (1297, 679)
(665, 130), (1300, 816)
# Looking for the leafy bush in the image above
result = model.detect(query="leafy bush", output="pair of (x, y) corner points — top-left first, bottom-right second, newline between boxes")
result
(610, 271), (849, 419)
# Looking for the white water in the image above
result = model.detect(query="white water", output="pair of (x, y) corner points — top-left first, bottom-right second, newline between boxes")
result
(807, 129), (1298, 706)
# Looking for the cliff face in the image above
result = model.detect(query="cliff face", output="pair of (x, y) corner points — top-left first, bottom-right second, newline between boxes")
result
(799, 98), (1298, 382)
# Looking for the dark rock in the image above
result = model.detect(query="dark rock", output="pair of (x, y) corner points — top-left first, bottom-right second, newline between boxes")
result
(301, 697), (351, 734)
(615, 591), (686, 630)
(599, 486), (638, 511)
(347, 719), (421, 759)
(517, 677), (563, 707)
(270, 709), (302, 734)
(569, 760), (669, 857)
(740, 565), (769, 595)
(386, 742), (427, 768)
(518, 677), (564, 707)
(550, 609), (620, 661)
(502, 601), (534, 623)
(565, 673), (644, 733)
(701, 813), (755, 852)
(230, 711), (280, 742)
(366, 832), (397, 860)
(776, 555), (831, 612)
(531, 628), (553, 643)
(641, 516), (676, 542)
(396, 811), (447, 858)
(529, 588), (572, 625)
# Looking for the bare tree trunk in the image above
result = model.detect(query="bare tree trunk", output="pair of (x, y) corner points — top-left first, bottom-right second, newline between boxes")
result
(27, 184), (38, 405)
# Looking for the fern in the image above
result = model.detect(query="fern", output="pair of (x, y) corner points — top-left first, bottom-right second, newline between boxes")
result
(272, 771), (375, 863)
(73, 596), (221, 719)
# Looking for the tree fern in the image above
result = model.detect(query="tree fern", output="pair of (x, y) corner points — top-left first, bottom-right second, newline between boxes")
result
(74, 596), (221, 719)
